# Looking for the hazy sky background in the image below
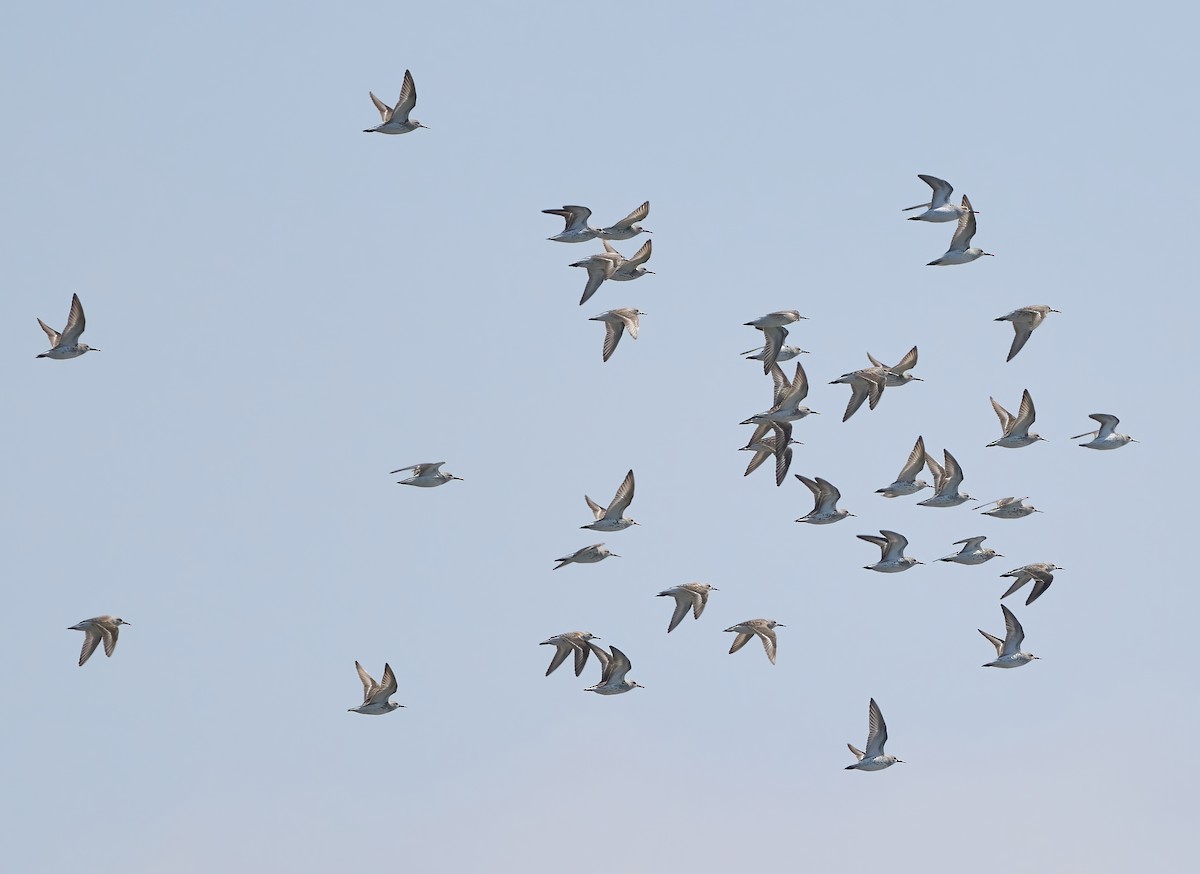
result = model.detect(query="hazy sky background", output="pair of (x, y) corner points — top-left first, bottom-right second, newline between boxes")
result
(2, 2), (1194, 871)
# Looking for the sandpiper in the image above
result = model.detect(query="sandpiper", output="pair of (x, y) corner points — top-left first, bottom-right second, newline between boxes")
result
(348, 662), (404, 714)
(845, 698), (903, 771)
(595, 201), (651, 240)
(589, 308), (643, 362)
(795, 475), (853, 524)
(830, 367), (888, 422)
(544, 205), (599, 243)
(976, 496), (1040, 519)
(876, 436), (931, 498)
(582, 469), (638, 531)
(1073, 413), (1137, 450)
(995, 305), (1059, 362)
(584, 644), (643, 694)
(980, 605), (1039, 669)
(570, 247), (623, 305)
(742, 362), (816, 425)
(657, 583), (718, 633)
(68, 616), (130, 666)
(938, 536), (1001, 565)
(988, 390), (1045, 448)
(744, 311), (806, 374)
(363, 70), (428, 135)
(903, 175), (975, 223)
(553, 543), (618, 569)
(927, 195), (992, 265)
(741, 421), (797, 486)
(540, 632), (598, 677)
(742, 343), (808, 362)
(37, 293), (100, 359)
(918, 449), (972, 507)
(608, 239), (654, 280)
(724, 619), (784, 664)
(866, 346), (922, 387)
(1000, 563), (1060, 605)
(859, 530), (922, 573)
(390, 462), (463, 487)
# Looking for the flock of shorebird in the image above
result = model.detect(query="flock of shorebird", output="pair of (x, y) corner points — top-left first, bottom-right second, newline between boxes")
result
(46, 77), (1136, 771)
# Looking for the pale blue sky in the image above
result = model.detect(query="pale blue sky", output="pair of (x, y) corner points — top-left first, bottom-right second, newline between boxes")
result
(1, 2), (1194, 871)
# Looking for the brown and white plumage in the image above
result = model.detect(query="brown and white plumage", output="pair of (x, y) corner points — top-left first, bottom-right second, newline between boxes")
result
(917, 448), (972, 507)
(794, 475), (852, 524)
(37, 293), (100, 359)
(866, 346), (921, 386)
(589, 308), (643, 362)
(876, 435), (931, 498)
(584, 643), (643, 694)
(582, 469), (637, 530)
(723, 618), (784, 664)
(348, 661), (404, 714)
(995, 305), (1059, 362)
(741, 420), (797, 485)
(999, 563), (1061, 605)
(656, 583), (718, 633)
(829, 367), (887, 421)
(363, 70), (427, 134)
(845, 698), (903, 770)
(68, 615), (130, 666)
(608, 239), (654, 279)
(540, 631), (598, 677)
(988, 389), (1044, 448)
(595, 201), (651, 240)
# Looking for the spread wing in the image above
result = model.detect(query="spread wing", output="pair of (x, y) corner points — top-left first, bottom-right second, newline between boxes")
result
(727, 632), (753, 655)
(571, 639), (592, 676)
(37, 318), (60, 346)
(1091, 413), (1119, 438)
(755, 626), (778, 664)
(543, 639), (573, 676)
(758, 326), (789, 375)
(78, 629), (104, 666)
(941, 450), (965, 491)
(814, 477), (842, 513)
(894, 345), (918, 373)
(393, 69), (418, 123)
(625, 239), (652, 266)
(59, 294), (87, 347)
(918, 174), (953, 208)
(1001, 605), (1025, 653)
(1006, 319), (1035, 361)
(610, 200), (649, 229)
(865, 698), (888, 758)
(949, 196), (977, 250)
(599, 318), (625, 362)
(978, 628), (1005, 657)
(588, 642), (612, 681)
(773, 439), (793, 487)
(544, 205), (593, 233)
(575, 258), (615, 305)
(605, 470), (635, 518)
(783, 362), (810, 405)
(990, 397), (1014, 433)
(1013, 389), (1037, 432)
(606, 646), (633, 685)
(879, 530), (908, 562)
(897, 436), (926, 481)
(664, 591), (692, 633)
(377, 663), (398, 699)
(369, 91), (393, 122)
(101, 623), (119, 657)
(355, 661), (379, 704)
